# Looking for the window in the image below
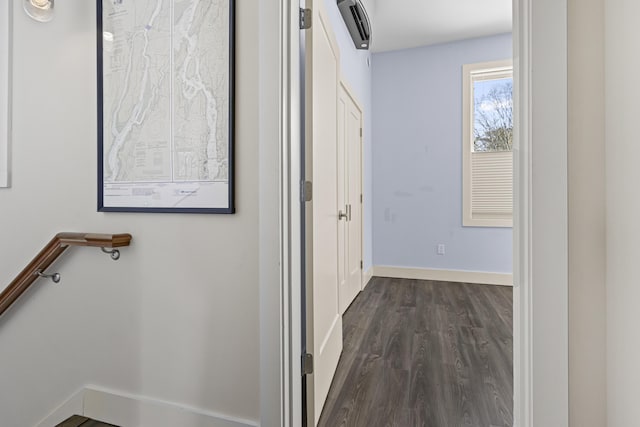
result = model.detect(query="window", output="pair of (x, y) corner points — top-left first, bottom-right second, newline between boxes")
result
(462, 60), (513, 227)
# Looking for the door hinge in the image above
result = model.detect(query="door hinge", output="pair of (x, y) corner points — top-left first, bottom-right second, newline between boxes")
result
(360, 194), (363, 203)
(360, 260), (363, 269)
(302, 353), (314, 375)
(302, 181), (313, 202)
(360, 128), (363, 137)
(300, 8), (312, 30)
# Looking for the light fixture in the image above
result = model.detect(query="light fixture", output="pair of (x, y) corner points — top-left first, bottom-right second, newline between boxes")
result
(23, 0), (54, 23)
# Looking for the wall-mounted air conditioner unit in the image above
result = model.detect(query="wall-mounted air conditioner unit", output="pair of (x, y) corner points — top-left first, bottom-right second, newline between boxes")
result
(337, 0), (371, 50)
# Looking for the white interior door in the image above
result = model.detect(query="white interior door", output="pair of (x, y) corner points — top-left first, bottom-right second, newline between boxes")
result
(304, 1), (342, 425)
(338, 82), (363, 313)
(337, 91), (348, 313)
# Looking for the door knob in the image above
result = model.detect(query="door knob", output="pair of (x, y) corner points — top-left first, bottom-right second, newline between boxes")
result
(339, 205), (352, 221)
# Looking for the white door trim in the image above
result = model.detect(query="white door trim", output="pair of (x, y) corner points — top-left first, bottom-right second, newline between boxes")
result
(258, 1), (299, 426)
(259, 0), (569, 426)
(513, 0), (569, 425)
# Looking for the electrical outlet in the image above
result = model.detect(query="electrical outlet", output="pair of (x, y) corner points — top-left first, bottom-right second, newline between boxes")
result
(437, 244), (445, 255)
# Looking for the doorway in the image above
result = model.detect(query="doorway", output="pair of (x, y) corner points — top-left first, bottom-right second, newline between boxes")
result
(303, 1), (514, 425)
(254, 0), (571, 426)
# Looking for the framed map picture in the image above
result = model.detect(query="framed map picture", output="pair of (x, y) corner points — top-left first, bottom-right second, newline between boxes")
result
(97, 0), (235, 213)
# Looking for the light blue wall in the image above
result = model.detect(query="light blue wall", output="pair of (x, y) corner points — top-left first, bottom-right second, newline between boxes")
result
(323, 0), (374, 271)
(372, 33), (513, 274)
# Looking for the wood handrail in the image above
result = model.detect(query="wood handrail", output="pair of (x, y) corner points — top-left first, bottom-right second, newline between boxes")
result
(0, 232), (132, 318)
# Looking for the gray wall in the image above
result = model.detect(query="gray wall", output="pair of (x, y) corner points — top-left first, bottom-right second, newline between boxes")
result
(0, 2), (259, 426)
(372, 34), (513, 273)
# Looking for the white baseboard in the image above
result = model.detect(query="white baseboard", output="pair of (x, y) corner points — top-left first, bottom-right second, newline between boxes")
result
(35, 386), (258, 427)
(372, 265), (513, 286)
(362, 267), (373, 289)
(35, 387), (85, 427)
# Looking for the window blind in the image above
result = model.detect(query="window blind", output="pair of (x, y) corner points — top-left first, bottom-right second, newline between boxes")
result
(470, 151), (513, 219)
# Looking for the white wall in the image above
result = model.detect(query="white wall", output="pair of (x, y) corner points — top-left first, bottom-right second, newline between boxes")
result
(567, 0), (607, 425)
(371, 34), (513, 274)
(0, 2), (259, 426)
(322, 0), (373, 271)
(605, 0), (640, 424)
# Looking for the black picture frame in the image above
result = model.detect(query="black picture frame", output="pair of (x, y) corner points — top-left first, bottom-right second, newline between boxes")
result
(97, 0), (235, 214)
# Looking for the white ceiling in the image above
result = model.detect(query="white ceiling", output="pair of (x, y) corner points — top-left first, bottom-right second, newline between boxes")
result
(360, 0), (512, 53)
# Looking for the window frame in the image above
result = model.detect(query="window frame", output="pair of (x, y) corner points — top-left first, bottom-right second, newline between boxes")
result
(462, 59), (513, 227)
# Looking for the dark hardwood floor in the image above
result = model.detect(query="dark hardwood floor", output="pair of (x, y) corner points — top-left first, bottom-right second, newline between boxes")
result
(56, 415), (118, 427)
(317, 277), (513, 427)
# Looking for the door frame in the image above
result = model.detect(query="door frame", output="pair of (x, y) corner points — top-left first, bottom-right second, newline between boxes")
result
(257, 0), (569, 425)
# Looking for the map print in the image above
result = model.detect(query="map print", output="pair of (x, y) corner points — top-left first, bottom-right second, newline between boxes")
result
(101, 0), (231, 210)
